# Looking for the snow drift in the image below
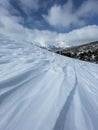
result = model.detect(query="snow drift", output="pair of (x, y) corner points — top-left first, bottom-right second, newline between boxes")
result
(0, 34), (98, 130)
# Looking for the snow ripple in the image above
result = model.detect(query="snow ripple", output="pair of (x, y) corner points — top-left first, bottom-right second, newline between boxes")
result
(0, 34), (98, 130)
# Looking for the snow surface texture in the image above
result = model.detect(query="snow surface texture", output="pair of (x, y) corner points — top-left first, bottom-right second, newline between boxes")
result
(0, 34), (98, 130)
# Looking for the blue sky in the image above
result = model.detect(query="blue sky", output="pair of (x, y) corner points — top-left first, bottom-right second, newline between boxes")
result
(7, 0), (98, 32)
(0, 0), (98, 46)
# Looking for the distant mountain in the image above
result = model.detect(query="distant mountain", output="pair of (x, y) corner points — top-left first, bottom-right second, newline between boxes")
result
(38, 41), (69, 52)
(40, 45), (66, 52)
(56, 41), (98, 63)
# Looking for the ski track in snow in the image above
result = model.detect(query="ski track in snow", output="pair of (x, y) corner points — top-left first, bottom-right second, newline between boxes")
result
(0, 35), (98, 130)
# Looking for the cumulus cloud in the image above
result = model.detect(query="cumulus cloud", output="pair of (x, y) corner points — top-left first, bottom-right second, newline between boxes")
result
(57, 25), (98, 46)
(0, 5), (26, 38)
(0, 0), (98, 47)
(77, 0), (98, 18)
(43, 0), (98, 28)
(1, 14), (98, 47)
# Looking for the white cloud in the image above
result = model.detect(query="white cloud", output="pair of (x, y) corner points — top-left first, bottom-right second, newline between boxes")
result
(19, 0), (39, 13)
(1, 15), (98, 47)
(57, 25), (98, 46)
(0, 1), (98, 47)
(0, 0), (10, 8)
(77, 0), (98, 18)
(43, 0), (98, 28)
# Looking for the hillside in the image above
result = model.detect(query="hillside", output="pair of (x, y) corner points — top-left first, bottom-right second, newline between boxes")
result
(0, 34), (98, 130)
(56, 41), (98, 63)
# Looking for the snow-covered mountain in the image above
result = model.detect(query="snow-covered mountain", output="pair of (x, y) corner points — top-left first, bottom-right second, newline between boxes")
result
(34, 40), (69, 51)
(45, 41), (69, 48)
(0, 34), (98, 130)
(56, 41), (98, 63)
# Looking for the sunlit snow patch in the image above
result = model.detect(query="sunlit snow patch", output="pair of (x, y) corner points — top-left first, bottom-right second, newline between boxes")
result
(0, 34), (98, 130)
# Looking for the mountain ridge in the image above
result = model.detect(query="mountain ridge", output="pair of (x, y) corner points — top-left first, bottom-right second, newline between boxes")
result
(56, 41), (98, 63)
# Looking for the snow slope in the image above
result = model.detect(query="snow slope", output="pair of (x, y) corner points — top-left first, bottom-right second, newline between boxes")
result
(0, 34), (98, 130)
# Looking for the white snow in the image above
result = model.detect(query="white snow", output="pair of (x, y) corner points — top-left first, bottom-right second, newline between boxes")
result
(0, 34), (98, 130)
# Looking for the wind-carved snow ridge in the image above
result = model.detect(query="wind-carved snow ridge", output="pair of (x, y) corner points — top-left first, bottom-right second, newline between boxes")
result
(0, 33), (98, 130)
